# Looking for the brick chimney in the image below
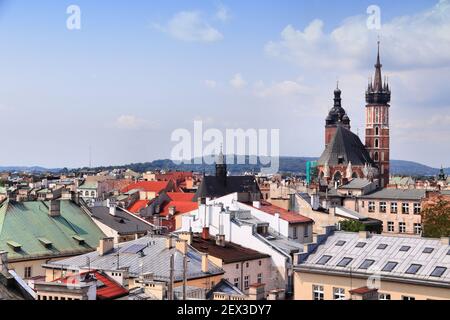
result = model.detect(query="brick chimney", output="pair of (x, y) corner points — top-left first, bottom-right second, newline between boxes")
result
(202, 227), (210, 240)
(176, 239), (188, 255)
(97, 238), (114, 256)
(166, 236), (174, 249)
(49, 200), (61, 217)
(201, 253), (209, 273)
(0, 251), (8, 273)
(179, 232), (193, 245)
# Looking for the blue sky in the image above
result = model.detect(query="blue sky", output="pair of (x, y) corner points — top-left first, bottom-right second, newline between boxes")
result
(0, 0), (449, 168)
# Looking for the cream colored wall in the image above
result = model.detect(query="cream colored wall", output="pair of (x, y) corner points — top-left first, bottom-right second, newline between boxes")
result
(174, 274), (223, 291)
(353, 199), (422, 235)
(221, 258), (272, 294)
(9, 259), (49, 279)
(294, 271), (450, 300)
(36, 290), (84, 301)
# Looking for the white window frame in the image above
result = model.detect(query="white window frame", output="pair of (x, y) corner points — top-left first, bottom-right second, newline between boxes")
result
(333, 287), (345, 300)
(313, 285), (324, 301)
(387, 221), (395, 232)
(399, 222), (406, 233)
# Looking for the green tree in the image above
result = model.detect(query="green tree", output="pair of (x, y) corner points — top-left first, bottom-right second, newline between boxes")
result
(340, 220), (366, 232)
(422, 199), (450, 238)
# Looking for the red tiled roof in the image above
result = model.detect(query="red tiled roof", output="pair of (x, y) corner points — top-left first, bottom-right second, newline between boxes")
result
(156, 172), (193, 182)
(159, 201), (198, 218)
(167, 192), (195, 202)
(127, 200), (150, 214)
(53, 271), (128, 300)
(249, 201), (313, 224)
(121, 181), (170, 193)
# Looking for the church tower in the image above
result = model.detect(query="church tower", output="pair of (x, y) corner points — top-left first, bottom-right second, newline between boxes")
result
(215, 147), (227, 185)
(365, 42), (391, 187)
(325, 84), (351, 148)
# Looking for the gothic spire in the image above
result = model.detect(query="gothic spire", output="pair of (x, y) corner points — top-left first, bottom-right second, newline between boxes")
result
(373, 41), (383, 92)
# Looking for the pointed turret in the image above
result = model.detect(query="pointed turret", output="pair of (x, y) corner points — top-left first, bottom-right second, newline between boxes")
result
(366, 41), (391, 105)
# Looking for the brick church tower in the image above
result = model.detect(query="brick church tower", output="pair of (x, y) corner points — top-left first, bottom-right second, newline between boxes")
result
(365, 42), (391, 187)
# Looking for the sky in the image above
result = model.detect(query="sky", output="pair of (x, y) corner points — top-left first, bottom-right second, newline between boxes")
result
(0, 0), (449, 168)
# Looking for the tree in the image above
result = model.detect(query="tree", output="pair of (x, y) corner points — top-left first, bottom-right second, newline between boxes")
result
(340, 220), (366, 232)
(422, 198), (450, 238)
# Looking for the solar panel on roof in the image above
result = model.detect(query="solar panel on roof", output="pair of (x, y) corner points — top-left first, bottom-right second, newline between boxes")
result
(430, 267), (447, 278)
(123, 244), (147, 254)
(405, 264), (422, 275)
(423, 247), (434, 254)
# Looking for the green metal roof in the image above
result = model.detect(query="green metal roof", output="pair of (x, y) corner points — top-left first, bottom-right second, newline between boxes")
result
(78, 182), (98, 190)
(0, 200), (105, 262)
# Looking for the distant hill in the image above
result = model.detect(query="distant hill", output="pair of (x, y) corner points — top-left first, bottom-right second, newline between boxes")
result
(0, 157), (448, 177)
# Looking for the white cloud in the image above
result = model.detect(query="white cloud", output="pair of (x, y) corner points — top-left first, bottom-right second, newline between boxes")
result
(230, 73), (247, 89)
(115, 115), (148, 130)
(265, 0), (450, 71)
(205, 80), (217, 88)
(155, 11), (223, 43)
(255, 80), (312, 98)
(215, 3), (231, 22)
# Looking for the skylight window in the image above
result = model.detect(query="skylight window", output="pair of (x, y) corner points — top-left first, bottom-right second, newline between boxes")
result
(377, 244), (388, 250)
(382, 262), (398, 272)
(337, 257), (353, 267)
(335, 241), (346, 247)
(316, 255), (332, 265)
(399, 246), (411, 252)
(405, 264), (422, 275)
(356, 242), (367, 248)
(423, 247), (434, 254)
(430, 267), (447, 278)
(359, 259), (375, 270)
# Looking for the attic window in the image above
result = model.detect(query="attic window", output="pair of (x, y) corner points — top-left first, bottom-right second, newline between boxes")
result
(337, 257), (353, 267)
(335, 240), (346, 247)
(382, 261), (398, 272)
(38, 238), (53, 248)
(423, 247), (434, 254)
(359, 259), (375, 270)
(430, 267), (447, 278)
(399, 246), (411, 252)
(72, 236), (85, 245)
(338, 156), (344, 165)
(377, 244), (388, 250)
(405, 264), (422, 275)
(356, 242), (366, 248)
(316, 255), (332, 265)
(7, 241), (22, 252)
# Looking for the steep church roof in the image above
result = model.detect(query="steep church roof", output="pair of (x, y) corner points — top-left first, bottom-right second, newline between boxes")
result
(193, 176), (261, 201)
(318, 126), (374, 166)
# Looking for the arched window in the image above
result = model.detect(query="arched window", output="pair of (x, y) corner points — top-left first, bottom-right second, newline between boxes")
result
(84, 191), (89, 197)
(375, 139), (379, 148)
(375, 126), (379, 136)
(374, 152), (379, 162)
(91, 191), (95, 197)
(333, 171), (342, 182)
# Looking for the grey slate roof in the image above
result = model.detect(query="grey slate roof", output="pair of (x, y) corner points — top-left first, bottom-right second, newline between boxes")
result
(44, 236), (224, 282)
(318, 126), (374, 166)
(193, 176), (261, 201)
(361, 189), (426, 201)
(339, 178), (372, 190)
(296, 232), (450, 287)
(90, 206), (155, 235)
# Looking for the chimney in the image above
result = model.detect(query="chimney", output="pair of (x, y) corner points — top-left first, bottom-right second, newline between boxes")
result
(0, 251), (8, 272)
(441, 237), (450, 245)
(202, 227), (210, 240)
(166, 236), (174, 249)
(97, 237), (115, 256)
(215, 234), (226, 247)
(179, 232), (193, 245)
(109, 204), (117, 216)
(201, 253), (209, 273)
(49, 200), (61, 217)
(253, 201), (261, 209)
(359, 231), (370, 239)
(169, 206), (176, 217)
(175, 239), (188, 255)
